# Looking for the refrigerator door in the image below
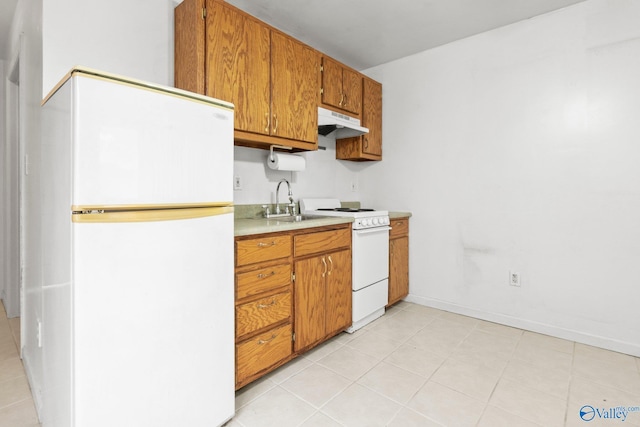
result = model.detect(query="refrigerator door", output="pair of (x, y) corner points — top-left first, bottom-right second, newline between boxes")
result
(71, 75), (233, 208)
(72, 209), (234, 426)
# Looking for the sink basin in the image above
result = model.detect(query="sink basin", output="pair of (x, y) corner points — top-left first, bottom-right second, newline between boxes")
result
(244, 214), (318, 223)
(272, 215), (313, 222)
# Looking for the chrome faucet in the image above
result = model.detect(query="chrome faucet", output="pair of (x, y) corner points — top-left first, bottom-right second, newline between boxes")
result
(275, 179), (295, 215)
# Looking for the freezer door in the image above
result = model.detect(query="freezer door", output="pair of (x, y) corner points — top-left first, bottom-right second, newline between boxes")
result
(72, 211), (234, 426)
(71, 75), (233, 207)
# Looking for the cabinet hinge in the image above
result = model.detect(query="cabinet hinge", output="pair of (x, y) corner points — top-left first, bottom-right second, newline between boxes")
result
(320, 65), (324, 72)
(292, 332), (296, 342)
(292, 272), (296, 282)
(202, 7), (207, 19)
(320, 87), (324, 95)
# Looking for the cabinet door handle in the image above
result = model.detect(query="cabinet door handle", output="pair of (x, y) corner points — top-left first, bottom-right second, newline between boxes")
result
(339, 93), (344, 107)
(321, 257), (327, 278)
(327, 255), (333, 276)
(264, 112), (270, 133)
(364, 136), (368, 149)
(343, 93), (348, 108)
(272, 114), (278, 134)
(257, 241), (276, 247)
(257, 271), (276, 279)
(257, 299), (276, 309)
(258, 334), (277, 345)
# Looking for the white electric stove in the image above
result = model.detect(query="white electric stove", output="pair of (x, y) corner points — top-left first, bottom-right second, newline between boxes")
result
(300, 198), (390, 332)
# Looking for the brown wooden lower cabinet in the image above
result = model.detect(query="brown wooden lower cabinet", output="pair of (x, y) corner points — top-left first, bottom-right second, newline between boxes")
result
(236, 291), (291, 338)
(294, 248), (351, 352)
(236, 323), (292, 383)
(234, 223), (352, 389)
(388, 217), (410, 306)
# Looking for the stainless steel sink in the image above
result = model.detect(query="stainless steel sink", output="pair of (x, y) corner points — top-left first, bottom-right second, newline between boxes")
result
(272, 214), (313, 222)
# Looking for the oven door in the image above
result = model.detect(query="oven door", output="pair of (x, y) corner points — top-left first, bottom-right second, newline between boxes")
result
(352, 226), (390, 291)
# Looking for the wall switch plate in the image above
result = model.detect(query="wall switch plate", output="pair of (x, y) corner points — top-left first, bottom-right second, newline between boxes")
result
(234, 175), (243, 190)
(509, 271), (521, 287)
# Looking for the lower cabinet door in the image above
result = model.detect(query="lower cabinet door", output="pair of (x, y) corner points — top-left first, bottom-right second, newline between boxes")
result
(325, 249), (352, 334)
(294, 256), (326, 351)
(236, 323), (292, 384)
(389, 236), (409, 305)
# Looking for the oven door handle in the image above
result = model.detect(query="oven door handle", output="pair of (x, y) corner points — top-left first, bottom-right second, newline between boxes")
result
(354, 226), (392, 235)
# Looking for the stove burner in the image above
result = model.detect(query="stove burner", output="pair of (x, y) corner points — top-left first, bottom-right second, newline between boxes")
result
(317, 208), (375, 212)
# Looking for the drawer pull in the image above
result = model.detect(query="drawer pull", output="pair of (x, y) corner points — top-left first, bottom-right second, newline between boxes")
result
(257, 299), (276, 309)
(256, 271), (276, 279)
(257, 241), (276, 248)
(258, 334), (277, 345)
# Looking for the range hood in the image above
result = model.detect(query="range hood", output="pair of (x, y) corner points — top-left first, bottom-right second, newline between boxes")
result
(318, 107), (368, 139)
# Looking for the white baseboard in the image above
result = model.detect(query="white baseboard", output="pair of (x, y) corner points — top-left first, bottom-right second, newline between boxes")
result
(405, 294), (640, 357)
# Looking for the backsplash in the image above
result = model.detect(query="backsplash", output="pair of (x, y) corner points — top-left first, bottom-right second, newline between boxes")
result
(233, 135), (372, 205)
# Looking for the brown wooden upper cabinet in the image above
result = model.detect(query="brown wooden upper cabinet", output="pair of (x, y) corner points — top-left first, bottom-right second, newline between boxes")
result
(175, 0), (319, 151)
(320, 56), (362, 117)
(336, 76), (383, 161)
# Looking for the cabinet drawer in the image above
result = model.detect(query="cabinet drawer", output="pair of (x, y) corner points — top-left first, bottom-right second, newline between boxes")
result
(236, 235), (292, 267)
(390, 218), (409, 238)
(236, 264), (291, 300)
(294, 228), (351, 258)
(236, 323), (292, 383)
(236, 291), (291, 337)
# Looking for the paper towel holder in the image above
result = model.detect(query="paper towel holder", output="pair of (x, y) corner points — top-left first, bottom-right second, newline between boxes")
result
(269, 144), (293, 162)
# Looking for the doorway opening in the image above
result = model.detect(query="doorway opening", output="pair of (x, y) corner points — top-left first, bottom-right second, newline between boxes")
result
(2, 50), (23, 347)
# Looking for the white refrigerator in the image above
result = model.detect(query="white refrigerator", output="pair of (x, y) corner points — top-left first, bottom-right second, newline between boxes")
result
(41, 67), (235, 427)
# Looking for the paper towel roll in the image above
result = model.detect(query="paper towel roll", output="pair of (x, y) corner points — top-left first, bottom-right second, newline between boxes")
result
(267, 153), (306, 171)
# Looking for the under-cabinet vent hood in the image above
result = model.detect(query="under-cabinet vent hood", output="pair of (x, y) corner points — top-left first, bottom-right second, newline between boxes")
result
(318, 107), (368, 139)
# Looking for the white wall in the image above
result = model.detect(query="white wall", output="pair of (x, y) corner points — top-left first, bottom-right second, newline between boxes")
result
(0, 60), (5, 305)
(42, 0), (177, 95)
(362, 0), (640, 356)
(6, 0), (44, 413)
(233, 136), (376, 207)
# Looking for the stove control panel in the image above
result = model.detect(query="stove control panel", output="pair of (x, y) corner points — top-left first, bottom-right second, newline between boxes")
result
(354, 216), (390, 230)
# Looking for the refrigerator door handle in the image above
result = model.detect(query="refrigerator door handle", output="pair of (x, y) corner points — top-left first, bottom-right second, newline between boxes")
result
(72, 206), (233, 223)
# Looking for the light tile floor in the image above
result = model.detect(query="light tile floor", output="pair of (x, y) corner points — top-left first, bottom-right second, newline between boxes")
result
(231, 302), (640, 427)
(2, 300), (640, 426)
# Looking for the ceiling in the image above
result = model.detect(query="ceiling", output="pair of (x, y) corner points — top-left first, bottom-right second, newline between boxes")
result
(0, 0), (586, 67)
(226, 0), (586, 70)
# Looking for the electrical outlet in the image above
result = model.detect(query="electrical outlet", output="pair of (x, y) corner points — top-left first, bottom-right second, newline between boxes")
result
(509, 271), (521, 287)
(234, 175), (243, 190)
(350, 177), (358, 192)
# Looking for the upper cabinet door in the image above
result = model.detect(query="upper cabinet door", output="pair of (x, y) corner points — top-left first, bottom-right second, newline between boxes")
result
(341, 68), (362, 115)
(206, 1), (270, 135)
(321, 57), (362, 116)
(174, 0), (206, 95)
(362, 77), (382, 156)
(270, 31), (319, 144)
(321, 57), (344, 110)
